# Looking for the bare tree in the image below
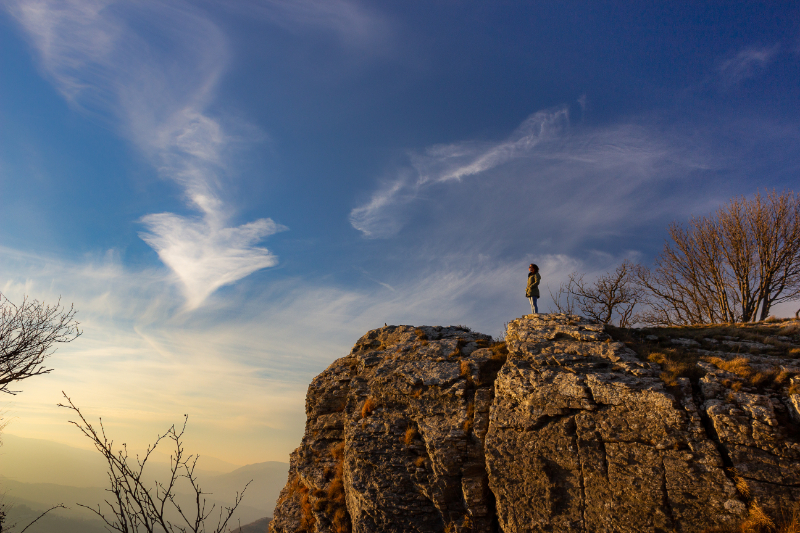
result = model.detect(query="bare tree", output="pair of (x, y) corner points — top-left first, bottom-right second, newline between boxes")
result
(637, 190), (800, 325)
(0, 294), (78, 530)
(58, 393), (248, 533)
(0, 294), (81, 394)
(550, 261), (644, 327)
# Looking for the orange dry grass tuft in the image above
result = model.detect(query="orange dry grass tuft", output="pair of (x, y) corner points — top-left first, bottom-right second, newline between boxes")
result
(702, 485), (799, 533)
(450, 338), (467, 358)
(490, 341), (508, 361)
(731, 472), (751, 499)
(460, 359), (475, 386)
(414, 456), (426, 467)
(298, 483), (316, 532)
(709, 357), (754, 378)
(403, 426), (418, 445)
(707, 357), (790, 391)
(331, 441), (345, 462)
(304, 443), (352, 533)
(741, 504), (776, 532)
(462, 401), (475, 433)
(361, 397), (377, 418)
(327, 446), (352, 533)
(276, 474), (302, 507)
(646, 351), (699, 388)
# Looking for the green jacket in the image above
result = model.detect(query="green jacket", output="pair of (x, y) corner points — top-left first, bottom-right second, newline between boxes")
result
(526, 272), (541, 298)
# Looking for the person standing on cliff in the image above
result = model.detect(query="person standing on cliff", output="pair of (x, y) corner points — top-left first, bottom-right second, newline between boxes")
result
(526, 264), (541, 314)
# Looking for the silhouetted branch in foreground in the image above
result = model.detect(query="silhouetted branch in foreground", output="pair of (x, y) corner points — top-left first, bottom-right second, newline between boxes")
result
(0, 294), (81, 394)
(0, 503), (67, 533)
(58, 392), (249, 533)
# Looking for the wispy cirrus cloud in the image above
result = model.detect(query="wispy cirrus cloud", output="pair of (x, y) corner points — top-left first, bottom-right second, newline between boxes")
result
(349, 105), (713, 240)
(5, 0), (284, 309)
(718, 44), (780, 86)
(350, 107), (570, 238)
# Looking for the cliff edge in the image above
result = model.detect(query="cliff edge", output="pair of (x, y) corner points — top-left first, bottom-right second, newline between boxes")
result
(270, 314), (800, 533)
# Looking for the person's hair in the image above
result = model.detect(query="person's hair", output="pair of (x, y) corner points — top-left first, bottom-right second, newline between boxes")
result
(530, 264), (539, 273)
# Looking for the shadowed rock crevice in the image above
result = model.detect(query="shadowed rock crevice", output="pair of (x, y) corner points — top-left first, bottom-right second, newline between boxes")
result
(271, 316), (799, 533)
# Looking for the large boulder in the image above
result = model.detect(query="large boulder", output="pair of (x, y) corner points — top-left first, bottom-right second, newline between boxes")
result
(270, 315), (799, 533)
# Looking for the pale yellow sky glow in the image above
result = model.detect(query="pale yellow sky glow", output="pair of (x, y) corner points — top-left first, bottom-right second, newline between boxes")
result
(1, 245), (553, 466)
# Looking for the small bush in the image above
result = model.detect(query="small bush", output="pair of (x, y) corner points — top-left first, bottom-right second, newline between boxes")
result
(414, 456), (426, 467)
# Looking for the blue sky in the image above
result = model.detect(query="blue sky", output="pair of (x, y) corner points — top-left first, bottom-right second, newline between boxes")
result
(1, 1), (799, 465)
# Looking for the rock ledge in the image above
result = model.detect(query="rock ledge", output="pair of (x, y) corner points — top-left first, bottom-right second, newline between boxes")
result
(270, 315), (799, 533)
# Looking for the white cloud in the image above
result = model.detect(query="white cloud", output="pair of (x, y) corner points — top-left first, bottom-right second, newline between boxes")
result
(139, 215), (286, 310)
(350, 106), (711, 240)
(5, 0), (284, 308)
(718, 44), (780, 85)
(0, 244), (584, 465)
(5, 0), (119, 101)
(350, 107), (570, 238)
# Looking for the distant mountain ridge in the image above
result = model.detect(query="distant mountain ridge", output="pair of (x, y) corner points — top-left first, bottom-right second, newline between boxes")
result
(0, 434), (289, 530)
(0, 433), (242, 486)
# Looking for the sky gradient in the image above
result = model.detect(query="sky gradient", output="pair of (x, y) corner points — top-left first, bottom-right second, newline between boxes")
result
(1, 1), (800, 466)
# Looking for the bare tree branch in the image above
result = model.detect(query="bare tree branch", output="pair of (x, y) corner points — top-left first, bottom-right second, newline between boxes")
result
(550, 261), (644, 327)
(17, 504), (68, 533)
(0, 294), (81, 394)
(58, 392), (250, 533)
(0, 504), (67, 533)
(637, 190), (800, 325)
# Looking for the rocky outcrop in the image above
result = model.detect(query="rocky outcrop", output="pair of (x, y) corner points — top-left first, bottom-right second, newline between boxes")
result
(270, 315), (800, 533)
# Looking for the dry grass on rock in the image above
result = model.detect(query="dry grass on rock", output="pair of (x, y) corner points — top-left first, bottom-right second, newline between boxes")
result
(607, 320), (800, 393)
(360, 397), (377, 419)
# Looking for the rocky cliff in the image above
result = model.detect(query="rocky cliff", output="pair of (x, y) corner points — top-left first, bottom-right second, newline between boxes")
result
(270, 314), (800, 533)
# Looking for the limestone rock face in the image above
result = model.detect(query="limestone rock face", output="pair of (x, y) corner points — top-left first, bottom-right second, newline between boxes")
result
(270, 315), (799, 533)
(487, 316), (741, 533)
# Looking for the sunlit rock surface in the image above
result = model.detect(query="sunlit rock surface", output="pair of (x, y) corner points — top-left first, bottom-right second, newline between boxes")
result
(270, 314), (800, 533)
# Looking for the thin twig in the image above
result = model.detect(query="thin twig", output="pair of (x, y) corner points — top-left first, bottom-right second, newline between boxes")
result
(18, 504), (67, 533)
